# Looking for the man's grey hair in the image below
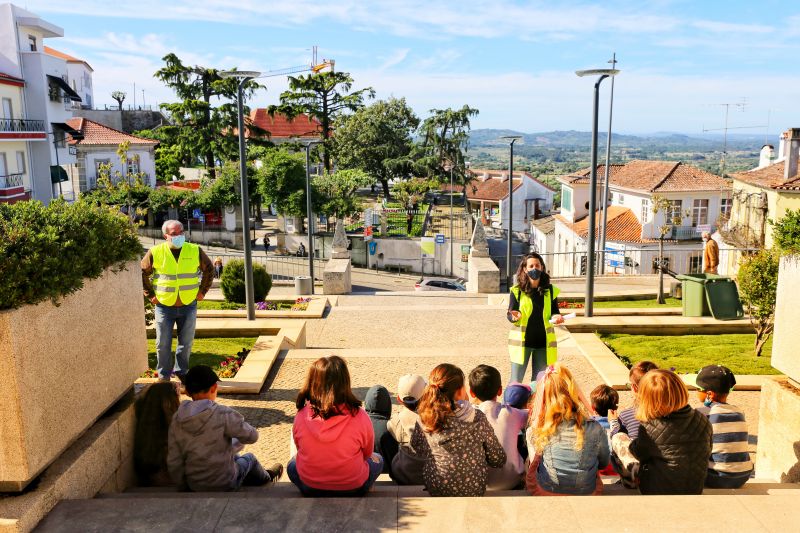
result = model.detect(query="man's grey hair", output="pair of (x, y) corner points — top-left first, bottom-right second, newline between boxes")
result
(702, 231), (711, 239)
(162, 219), (184, 235)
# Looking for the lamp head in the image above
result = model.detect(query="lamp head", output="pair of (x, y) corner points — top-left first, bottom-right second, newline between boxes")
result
(500, 135), (523, 145)
(219, 70), (262, 79)
(575, 68), (620, 78)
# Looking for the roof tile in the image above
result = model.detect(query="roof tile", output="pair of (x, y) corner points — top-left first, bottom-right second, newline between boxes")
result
(247, 110), (321, 139)
(66, 118), (158, 146)
(561, 160), (729, 192)
(555, 206), (659, 244)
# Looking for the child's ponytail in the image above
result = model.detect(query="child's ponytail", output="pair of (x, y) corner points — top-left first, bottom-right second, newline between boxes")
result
(417, 364), (465, 433)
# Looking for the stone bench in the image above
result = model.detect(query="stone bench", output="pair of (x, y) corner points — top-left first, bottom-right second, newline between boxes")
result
(384, 263), (412, 273)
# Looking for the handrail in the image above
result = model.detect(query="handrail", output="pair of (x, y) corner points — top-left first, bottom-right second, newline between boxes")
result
(0, 118), (46, 133)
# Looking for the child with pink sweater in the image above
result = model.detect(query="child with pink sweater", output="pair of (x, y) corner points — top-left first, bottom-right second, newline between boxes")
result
(288, 356), (383, 496)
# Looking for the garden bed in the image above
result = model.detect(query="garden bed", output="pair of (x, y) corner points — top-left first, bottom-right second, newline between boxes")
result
(198, 298), (310, 311)
(599, 333), (779, 375)
(142, 337), (256, 378)
(196, 296), (328, 319)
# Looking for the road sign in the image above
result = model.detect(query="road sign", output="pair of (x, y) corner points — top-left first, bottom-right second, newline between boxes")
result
(192, 208), (202, 219)
(421, 237), (435, 258)
(461, 244), (470, 262)
(368, 241), (377, 255)
(435, 234), (445, 244)
(198, 214), (205, 223)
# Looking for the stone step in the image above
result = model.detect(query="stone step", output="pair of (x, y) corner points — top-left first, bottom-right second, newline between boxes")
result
(564, 315), (753, 335)
(36, 486), (800, 532)
(284, 346), (508, 360)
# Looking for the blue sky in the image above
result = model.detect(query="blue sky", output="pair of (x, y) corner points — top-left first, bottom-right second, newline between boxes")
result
(21, 0), (800, 137)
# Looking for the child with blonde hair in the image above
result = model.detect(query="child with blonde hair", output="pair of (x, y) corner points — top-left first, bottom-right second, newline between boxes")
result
(411, 363), (506, 496)
(525, 364), (609, 495)
(617, 369), (712, 494)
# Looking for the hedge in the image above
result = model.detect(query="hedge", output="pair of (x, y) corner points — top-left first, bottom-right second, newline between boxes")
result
(220, 259), (272, 304)
(0, 199), (143, 310)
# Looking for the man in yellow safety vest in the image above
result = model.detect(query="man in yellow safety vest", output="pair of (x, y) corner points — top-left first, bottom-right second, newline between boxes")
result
(142, 220), (214, 381)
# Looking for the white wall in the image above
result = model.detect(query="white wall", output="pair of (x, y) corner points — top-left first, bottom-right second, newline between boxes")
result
(499, 176), (555, 232)
(67, 62), (93, 108)
(82, 146), (156, 188)
(560, 182), (594, 223)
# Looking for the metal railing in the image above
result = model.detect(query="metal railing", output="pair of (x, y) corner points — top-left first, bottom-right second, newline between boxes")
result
(213, 253), (327, 281)
(0, 118), (46, 133)
(669, 225), (703, 240)
(0, 173), (24, 188)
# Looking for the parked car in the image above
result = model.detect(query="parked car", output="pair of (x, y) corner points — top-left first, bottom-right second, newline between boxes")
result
(415, 277), (467, 291)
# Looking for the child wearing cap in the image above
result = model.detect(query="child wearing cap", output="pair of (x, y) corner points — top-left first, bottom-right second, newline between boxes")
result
(469, 365), (528, 490)
(383, 374), (427, 485)
(695, 365), (754, 489)
(504, 382), (533, 461)
(167, 365), (283, 491)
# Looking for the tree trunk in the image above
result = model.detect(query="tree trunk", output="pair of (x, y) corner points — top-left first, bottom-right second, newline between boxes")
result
(381, 179), (391, 200)
(754, 330), (767, 358)
(658, 236), (665, 304)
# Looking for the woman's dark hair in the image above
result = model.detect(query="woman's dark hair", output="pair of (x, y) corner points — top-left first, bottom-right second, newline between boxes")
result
(296, 355), (362, 419)
(418, 363), (465, 433)
(134, 382), (180, 485)
(514, 252), (552, 296)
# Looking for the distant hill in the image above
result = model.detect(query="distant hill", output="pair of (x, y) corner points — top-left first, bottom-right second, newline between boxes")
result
(468, 129), (766, 151)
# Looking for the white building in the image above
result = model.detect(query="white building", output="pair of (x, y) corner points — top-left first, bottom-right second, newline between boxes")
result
(0, 71), (38, 203)
(550, 160), (731, 276)
(45, 46), (93, 109)
(0, 3), (84, 203)
(461, 168), (555, 233)
(65, 118), (158, 192)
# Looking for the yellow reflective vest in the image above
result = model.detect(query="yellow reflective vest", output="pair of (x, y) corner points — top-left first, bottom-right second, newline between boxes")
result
(151, 242), (201, 306)
(508, 285), (560, 366)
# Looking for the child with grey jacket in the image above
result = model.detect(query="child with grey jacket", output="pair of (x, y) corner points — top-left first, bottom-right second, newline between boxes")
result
(167, 365), (283, 491)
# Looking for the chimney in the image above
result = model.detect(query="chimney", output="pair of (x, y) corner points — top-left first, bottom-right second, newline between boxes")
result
(785, 128), (800, 181)
(758, 144), (775, 169)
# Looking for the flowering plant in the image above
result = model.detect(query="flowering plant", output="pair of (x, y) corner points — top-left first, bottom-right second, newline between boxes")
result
(558, 301), (584, 309)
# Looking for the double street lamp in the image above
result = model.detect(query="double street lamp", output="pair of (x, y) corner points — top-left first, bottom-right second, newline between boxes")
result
(304, 140), (323, 294)
(501, 135), (522, 287)
(220, 70), (261, 320)
(575, 67), (620, 317)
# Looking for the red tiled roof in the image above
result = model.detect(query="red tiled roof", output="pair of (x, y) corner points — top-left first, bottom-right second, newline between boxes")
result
(560, 160), (729, 193)
(467, 168), (556, 192)
(0, 72), (24, 87)
(247, 110), (321, 139)
(732, 161), (800, 191)
(465, 177), (523, 202)
(65, 118), (158, 146)
(44, 46), (93, 71)
(555, 206), (659, 244)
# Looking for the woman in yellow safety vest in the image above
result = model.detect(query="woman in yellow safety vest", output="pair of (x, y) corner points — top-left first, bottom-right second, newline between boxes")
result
(507, 253), (563, 383)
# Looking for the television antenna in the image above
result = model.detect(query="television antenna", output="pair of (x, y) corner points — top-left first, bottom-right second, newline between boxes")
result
(702, 99), (765, 176)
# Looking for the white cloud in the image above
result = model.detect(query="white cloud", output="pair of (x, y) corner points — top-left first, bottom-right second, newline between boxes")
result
(378, 48), (410, 71)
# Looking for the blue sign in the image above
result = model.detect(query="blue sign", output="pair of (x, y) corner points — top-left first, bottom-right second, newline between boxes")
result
(198, 214), (205, 223)
(368, 241), (377, 255)
(605, 248), (625, 269)
(192, 208), (202, 219)
(435, 234), (446, 244)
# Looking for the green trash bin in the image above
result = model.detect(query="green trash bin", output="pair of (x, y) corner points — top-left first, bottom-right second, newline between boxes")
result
(704, 278), (744, 320)
(676, 274), (725, 317)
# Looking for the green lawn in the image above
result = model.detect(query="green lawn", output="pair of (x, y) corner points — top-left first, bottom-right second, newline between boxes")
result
(197, 300), (245, 310)
(146, 337), (257, 373)
(599, 333), (779, 375)
(593, 298), (682, 308)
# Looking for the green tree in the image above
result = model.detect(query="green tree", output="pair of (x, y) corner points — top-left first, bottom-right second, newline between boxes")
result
(414, 105), (478, 209)
(313, 169), (373, 219)
(737, 249), (779, 357)
(334, 98), (419, 199)
(135, 127), (189, 181)
(255, 149), (307, 218)
(770, 209), (800, 255)
(155, 53), (264, 178)
(651, 195), (690, 304)
(83, 141), (152, 225)
(269, 71), (375, 172)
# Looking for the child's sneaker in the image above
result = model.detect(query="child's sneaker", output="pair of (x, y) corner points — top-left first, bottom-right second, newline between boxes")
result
(265, 463), (283, 484)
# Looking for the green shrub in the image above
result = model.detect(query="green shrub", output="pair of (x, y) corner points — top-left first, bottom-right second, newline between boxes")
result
(737, 249), (779, 357)
(0, 199), (143, 310)
(770, 209), (800, 255)
(220, 259), (272, 304)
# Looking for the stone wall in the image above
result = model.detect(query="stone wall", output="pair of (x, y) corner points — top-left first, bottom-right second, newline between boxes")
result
(772, 255), (800, 382)
(755, 378), (800, 483)
(0, 262), (147, 491)
(466, 256), (500, 294)
(323, 258), (352, 295)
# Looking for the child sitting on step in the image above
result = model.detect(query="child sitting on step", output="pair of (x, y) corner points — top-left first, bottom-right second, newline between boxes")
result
(525, 364), (609, 495)
(382, 374), (427, 485)
(694, 365), (754, 489)
(289, 356), (383, 497)
(590, 384), (619, 476)
(167, 365), (283, 491)
(469, 365), (528, 490)
(614, 369), (712, 494)
(411, 364), (506, 496)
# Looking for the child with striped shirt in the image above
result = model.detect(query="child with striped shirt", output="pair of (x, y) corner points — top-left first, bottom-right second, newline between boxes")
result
(694, 365), (754, 489)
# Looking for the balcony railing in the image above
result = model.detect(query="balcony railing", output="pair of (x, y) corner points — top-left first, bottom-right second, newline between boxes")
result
(0, 118), (46, 133)
(0, 173), (24, 188)
(670, 225), (703, 240)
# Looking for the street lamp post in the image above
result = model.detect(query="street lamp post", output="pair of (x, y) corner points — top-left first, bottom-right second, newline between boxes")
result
(576, 67), (620, 317)
(304, 141), (322, 294)
(501, 135), (522, 287)
(443, 161), (454, 277)
(599, 53), (618, 275)
(220, 70), (261, 320)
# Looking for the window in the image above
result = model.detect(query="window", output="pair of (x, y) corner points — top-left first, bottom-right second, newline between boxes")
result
(609, 192), (614, 204)
(668, 200), (683, 224)
(54, 133), (66, 148)
(689, 254), (703, 273)
(28, 35), (37, 52)
(94, 158), (110, 177)
(127, 157), (140, 175)
(16, 151), (25, 174)
(721, 198), (732, 217)
(1, 98), (12, 119)
(561, 186), (572, 211)
(0, 153), (7, 176)
(48, 80), (62, 102)
(692, 199), (709, 227)
(641, 199), (650, 223)
(618, 193), (625, 205)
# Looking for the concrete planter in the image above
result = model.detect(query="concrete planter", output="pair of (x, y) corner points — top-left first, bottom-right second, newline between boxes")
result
(0, 261), (147, 491)
(772, 255), (800, 382)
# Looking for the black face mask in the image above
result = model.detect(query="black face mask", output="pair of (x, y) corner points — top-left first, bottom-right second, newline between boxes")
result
(527, 269), (542, 281)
